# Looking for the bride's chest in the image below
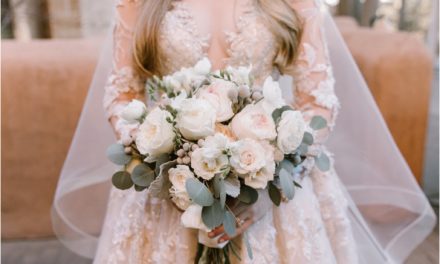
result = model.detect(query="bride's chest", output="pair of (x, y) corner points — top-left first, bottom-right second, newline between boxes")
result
(158, 1), (279, 81)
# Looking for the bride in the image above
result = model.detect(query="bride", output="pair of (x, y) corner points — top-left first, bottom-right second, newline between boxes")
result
(52, 0), (436, 263)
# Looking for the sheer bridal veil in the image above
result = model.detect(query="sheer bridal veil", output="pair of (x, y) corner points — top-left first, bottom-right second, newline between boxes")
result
(51, 4), (436, 263)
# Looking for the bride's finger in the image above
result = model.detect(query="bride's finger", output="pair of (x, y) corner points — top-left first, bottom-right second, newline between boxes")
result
(208, 225), (224, 238)
(217, 217), (253, 243)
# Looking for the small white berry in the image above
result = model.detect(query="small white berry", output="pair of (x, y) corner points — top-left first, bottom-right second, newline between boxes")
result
(177, 157), (183, 164)
(191, 144), (199, 151)
(182, 156), (191, 164)
(124, 147), (132, 154)
(183, 143), (190, 151)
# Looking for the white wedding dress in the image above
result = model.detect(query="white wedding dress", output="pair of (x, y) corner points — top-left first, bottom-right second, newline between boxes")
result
(95, 0), (358, 263)
(51, 0), (436, 263)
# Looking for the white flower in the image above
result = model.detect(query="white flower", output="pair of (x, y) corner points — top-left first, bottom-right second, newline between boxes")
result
(258, 76), (285, 114)
(163, 75), (182, 93)
(277, 110), (306, 154)
(170, 187), (192, 210)
(120, 99), (147, 124)
(176, 98), (217, 140)
(230, 104), (276, 141)
(170, 90), (188, 110)
(226, 65), (252, 85)
(191, 147), (229, 180)
(181, 204), (210, 231)
(135, 107), (175, 158)
(193, 57), (212, 75)
(229, 139), (267, 174)
(197, 80), (234, 122)
(204, 133), (230, 151)
(244, 141), (275, 189)
(168, 165), (195, 191)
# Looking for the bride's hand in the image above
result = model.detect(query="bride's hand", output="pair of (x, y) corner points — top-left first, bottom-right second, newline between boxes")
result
(207, 189), (273, 243)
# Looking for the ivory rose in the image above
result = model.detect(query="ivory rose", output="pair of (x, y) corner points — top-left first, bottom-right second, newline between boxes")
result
(230, 104), (276, 140)
(229, 139), (267, 174)
(170, 188), (192, 210)
(168, 165), (195, 191)
(277, 110), (306, 154)
(135, 107), (175, 158)
(176, 98), (217, 140)
(191, 147), (229, 180)
(197, 80), (234, 122)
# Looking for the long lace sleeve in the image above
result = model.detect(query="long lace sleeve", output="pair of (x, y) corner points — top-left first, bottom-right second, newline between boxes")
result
(288, 0), (340, 145)
(103, 0), (144, 144)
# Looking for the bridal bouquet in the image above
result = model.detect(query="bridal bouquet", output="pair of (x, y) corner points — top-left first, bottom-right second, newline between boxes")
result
(106, 58), (330, 261)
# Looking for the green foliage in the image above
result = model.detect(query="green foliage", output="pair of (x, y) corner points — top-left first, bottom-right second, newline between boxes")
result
(112, 171), (133, 190)
(268, 182), (281, 206)
(237, 185), (258, 204)
(131, 163), (155, 187)
(271, 105), (293, 123)
(186, 178), (214, 207)
(315, 153), (331, 171)
(202, 200), (225, 229)
(310, 116), (327, 130)
(279, 168), (295, 200)
(106, 144), (131, 165)
(223, 211), (236, 236)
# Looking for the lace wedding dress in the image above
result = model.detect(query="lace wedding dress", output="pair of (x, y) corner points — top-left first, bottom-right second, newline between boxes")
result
(94, 0), (358, 263)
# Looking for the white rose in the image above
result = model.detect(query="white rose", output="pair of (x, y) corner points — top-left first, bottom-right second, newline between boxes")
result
(204, 133), (230, 151)
(258, 76), (285, 114)
(170, 187), (192, 210)
(168, 165), (195, 191)
(135, 107), (175, 158)
(277, 110), (306, 154)
(193, 57), (212, 75)
(244, 141), (275, 189)
(120, 99), (147, 124)
(197, 80), (234, 122)
(191, 147), (229, 180)
(229, 139), (267, 174)
(181, 204), (210, 232)
(230, 104), (276, 140)
(176, 98), (216, 140)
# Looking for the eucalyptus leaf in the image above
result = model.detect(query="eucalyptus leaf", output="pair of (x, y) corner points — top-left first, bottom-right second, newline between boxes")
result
(268, 182), (281, 206)
(131, 163), (155, 187)
(310, 116), (327, 130)
(219, 178), (226, 208)
(186, 178), (214, 206)
(224, 176), (240, 198)
(106, 144), (131, 165)
(280, 159), (295, 173)
(237, 185), (258, 205)
(149, 161), (177, 198)
(134, 185), (147, 192)
(112, 171), (133, 190)
(202, 200), (225, 229)
(279, 168), (295, 200)
(244, 232), (253, 260)
(315, 153), (331, 171)
(296, 143), (309, 156)
(271, 105), (293, 123)
(223, 211), (236, 237)
(302, 132), (314, 146)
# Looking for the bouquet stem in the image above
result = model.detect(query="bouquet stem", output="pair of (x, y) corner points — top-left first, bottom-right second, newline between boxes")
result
(194, 242), (241, 264)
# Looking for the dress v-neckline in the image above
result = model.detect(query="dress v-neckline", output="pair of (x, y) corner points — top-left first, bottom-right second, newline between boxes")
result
(170, 0), (256, 69)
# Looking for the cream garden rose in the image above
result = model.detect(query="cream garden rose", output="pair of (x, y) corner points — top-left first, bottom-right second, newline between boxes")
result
(258, 76), (285, 114)
(230, 104), (276, 140)
(277, 110), (306, 154)
(135, 107), (175, 158)
(197, 80), (234, 122)
(170, 188), (192, 210)
(191, 147), (229, 180)
(229, 139), (267, 175)
(176, 98), (217, 140)
(168, 165), (195, 191)
(243, 141), (275, 189)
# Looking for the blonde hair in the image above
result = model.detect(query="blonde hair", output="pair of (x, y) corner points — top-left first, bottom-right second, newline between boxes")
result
(133, 0), (302, 78)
